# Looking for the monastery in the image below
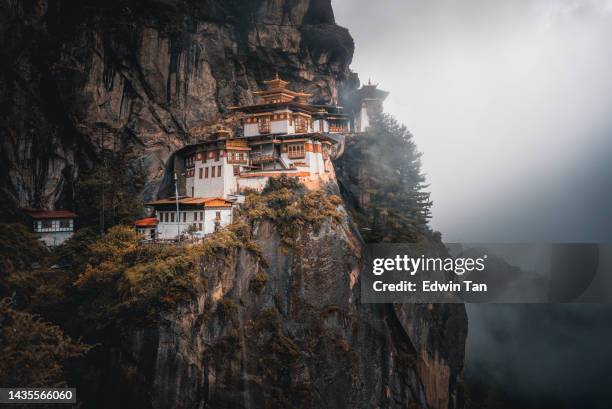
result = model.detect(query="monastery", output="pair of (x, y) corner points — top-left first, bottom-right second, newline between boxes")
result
(17, 76), (387, 246)
(22, 209), (77, 246)
(140, 75), (387, 241)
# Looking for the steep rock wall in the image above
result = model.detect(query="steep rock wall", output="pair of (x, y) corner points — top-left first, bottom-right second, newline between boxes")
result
(1, 2), (467, 408)
(0, 0), (354, 210)
(93, 218), (437, 409)
(84, 214), (466, 409)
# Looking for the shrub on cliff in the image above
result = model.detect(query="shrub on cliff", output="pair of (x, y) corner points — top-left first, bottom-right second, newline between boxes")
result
(74, 222), (260, 327)
(74, 225), (202, 325)
(241, 176), (343, 246)
(0, 298), (90, 387)
(0, 223), (48, 271)
(75, 151), (146, 231)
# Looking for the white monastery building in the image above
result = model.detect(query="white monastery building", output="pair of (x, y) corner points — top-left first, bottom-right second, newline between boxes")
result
(144, 197), (233, 240)
(146, 75), (387, 240)
(353, 79), (389, 133)
(23, 209), (77, 246)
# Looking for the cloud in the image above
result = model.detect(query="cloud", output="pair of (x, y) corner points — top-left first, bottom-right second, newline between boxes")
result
(466, 304), (612, 407)
(334, 0), (612, 242)
(333, 2), (612, 406)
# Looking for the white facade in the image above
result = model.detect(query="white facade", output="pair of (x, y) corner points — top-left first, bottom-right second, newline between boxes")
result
(356, 103), (370, 133)
(244, 109), (314, 138)
(155, 207), (232, 240)
(190, 155), (244, 198)
(136, 226), (157, 240)
(32, 218), (75, 246)
(181, 138), (335, 199)
(313, 118), (330, 133)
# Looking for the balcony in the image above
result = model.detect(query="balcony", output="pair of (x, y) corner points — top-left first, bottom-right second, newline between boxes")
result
(288, 152), (305, 159)
(226, 139), (248, 148)
(250, 153), (275, 164)
(329, 125), (348, 133)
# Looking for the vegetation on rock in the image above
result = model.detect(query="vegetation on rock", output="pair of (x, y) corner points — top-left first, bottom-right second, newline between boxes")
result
(336, 113), (433, 242)
(241, 176), (343, 246)
(0, 298), (90, 388)
(0, 223), (48, 271)
(75, 151), (147, 231)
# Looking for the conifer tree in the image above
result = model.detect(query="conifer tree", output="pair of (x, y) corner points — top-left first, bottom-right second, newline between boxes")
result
(336, 113), (432, 242)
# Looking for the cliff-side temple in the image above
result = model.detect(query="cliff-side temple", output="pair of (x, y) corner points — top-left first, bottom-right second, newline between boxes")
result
(139, 75), (387, 240)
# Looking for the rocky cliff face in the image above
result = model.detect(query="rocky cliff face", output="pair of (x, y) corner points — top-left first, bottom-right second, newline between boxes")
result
(0, 0), (354, 210)
(2, 2), (467, 408)
(88, 215), (465, 409)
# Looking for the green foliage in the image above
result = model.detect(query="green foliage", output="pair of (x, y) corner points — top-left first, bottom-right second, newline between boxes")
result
(241, 176), (343, 246)
(72, 221), (262, 328)
(335, 113), (432, 242)
(0, 298), (90, 388)
(252, 307), (281, 333)
(215, 298), (238, 323)
(249, 272), (270, 294)
(262, 175), (304, 194)
(51, 227), (100, 270)
(74, 225), (204, 325)
(75, 150), (146, 231)
(198, 221), (260, 260)
(0, 223), (48, 270)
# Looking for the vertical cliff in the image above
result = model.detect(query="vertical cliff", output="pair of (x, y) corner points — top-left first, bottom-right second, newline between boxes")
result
(1, 1), (467, 408)
(0, 0), (354, 211)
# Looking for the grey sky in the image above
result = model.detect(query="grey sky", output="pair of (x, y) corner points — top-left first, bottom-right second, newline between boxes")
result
(333, 2), (612, 405)
(333, 0), (612, 242)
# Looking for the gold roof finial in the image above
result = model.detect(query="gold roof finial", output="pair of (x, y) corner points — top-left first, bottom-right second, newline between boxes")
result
(275, 71), (280, 80)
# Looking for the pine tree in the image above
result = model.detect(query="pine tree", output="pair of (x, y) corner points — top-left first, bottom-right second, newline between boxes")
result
(336, 113), (432, 242)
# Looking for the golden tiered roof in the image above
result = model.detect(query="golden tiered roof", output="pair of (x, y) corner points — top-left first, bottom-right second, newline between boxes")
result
(253, 73), (312, 104)
(211, 126), (232, 140)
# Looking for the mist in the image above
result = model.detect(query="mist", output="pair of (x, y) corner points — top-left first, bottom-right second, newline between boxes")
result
(333, 0), (612, 242)
(333, 1), (612, 406)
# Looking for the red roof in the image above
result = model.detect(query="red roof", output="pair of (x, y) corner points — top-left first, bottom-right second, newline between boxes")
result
(145, 197), (233, 208)
(134, 217), (158, 227)
(24, 210), (78, 219)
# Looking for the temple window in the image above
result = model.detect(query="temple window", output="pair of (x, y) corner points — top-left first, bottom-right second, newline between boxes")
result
(288, 144), (305, 159)
(258, 117), (271, 133)
(295, 116), (307, 133)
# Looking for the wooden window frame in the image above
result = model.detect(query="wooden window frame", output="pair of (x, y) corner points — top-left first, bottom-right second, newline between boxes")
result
(258, 116), (271, 133)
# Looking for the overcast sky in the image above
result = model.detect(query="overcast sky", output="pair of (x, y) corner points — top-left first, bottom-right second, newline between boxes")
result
(333, 2), (612, 405)
(334, 0), (612, 242)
